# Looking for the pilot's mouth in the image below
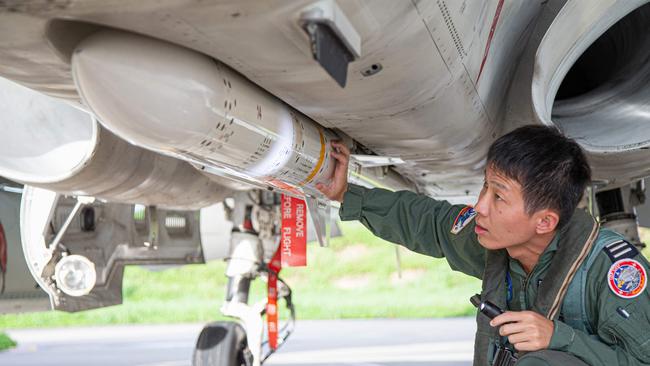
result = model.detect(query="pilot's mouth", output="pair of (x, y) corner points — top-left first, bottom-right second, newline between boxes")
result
(475, 222), (488, 235)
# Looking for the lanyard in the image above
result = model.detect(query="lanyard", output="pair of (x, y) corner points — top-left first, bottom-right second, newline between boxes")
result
(505, 270), (513, 309)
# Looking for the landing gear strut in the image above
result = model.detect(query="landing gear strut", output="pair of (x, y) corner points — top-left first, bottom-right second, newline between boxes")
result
(193, 190), (295, 366)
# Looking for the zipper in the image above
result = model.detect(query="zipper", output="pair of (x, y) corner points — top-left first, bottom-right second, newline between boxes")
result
(521, 267), (536, 309)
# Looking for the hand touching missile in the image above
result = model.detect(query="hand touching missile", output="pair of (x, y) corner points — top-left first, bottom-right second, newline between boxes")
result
(316, 141), (350, 202)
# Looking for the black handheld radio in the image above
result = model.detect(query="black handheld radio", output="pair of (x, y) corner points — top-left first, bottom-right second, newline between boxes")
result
(469, 294), (518, 366)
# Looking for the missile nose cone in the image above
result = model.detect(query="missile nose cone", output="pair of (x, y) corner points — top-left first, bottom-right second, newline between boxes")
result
(73, 30), (221, 148)
(72, 30), (336, 195)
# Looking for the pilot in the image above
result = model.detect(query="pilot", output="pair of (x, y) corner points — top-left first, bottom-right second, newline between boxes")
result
(316, 125), (650, 366)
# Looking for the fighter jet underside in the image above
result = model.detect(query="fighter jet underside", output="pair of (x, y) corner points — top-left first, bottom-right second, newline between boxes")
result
(1, 1), (650, 365)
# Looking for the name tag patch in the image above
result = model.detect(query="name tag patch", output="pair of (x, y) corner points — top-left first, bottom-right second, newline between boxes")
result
(451, 206), (476, 235)
(608, 259), (647, 299)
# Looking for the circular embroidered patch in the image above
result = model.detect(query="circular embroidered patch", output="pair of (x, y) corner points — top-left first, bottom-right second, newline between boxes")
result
(607, 259), (647, 299)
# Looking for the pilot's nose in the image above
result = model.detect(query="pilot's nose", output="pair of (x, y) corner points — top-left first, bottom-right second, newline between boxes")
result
(474, 191), (489, 217)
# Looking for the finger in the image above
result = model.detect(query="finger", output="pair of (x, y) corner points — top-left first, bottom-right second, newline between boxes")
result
(512, 341), (541, 352)
(315, 182), (333, 196)
(330, 151), (349, 164)
(330, 156), (349, 176)
(330, 140), (343, 152)
(498, 322), (527, 337)
(334, 169), (348, 183)
(490, 311), (522, 327)
(331, 140), (350, 155)
(506, 332), (529, 345)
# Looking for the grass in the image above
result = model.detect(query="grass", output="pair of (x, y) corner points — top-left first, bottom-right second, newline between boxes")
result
(0, 223), (648, 332)
(0, 221), (481, 329)
(0, 333), (16, 351)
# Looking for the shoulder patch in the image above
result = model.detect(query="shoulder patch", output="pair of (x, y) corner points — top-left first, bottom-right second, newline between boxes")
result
(607, 259), (647, 299)
(451, 206), (476, 235)
(603, 239), (639, 262)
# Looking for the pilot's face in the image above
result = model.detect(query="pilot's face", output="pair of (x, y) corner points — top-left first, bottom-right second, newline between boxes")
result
(473, 166), (539, 250)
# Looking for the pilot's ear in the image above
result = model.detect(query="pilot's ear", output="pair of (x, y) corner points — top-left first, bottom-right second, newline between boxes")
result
(536, 209), (559, 234)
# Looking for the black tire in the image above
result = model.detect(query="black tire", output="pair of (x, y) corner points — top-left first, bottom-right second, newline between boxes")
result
(192, 321), (253, 366)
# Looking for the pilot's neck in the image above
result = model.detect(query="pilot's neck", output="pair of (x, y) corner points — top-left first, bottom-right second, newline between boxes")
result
(507, 231), (556, 274)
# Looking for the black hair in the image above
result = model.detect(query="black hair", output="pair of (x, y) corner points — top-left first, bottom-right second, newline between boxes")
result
(486, 125), (591, 229)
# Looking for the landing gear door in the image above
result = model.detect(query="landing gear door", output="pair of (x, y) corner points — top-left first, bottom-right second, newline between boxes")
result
(0, 180), (50, 314)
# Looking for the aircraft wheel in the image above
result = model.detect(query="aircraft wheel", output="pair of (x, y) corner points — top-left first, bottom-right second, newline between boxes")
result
(192, 321), (253, 366)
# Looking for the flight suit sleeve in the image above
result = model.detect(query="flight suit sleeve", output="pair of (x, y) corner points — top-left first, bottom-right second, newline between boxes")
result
(548, 250), (650, 366)
(339, 183), (486, 279)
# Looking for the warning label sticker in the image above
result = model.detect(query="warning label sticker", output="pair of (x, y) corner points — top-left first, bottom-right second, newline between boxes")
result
(281, 194), (307, 267)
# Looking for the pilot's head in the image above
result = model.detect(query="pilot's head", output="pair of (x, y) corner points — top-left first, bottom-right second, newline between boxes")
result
(473, 125), (591, 252)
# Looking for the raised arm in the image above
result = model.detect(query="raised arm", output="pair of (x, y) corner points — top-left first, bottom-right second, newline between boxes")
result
(317, 141), (486, 279)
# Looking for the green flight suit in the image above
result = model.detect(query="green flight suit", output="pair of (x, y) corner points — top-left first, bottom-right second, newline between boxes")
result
(339, 184), (650, 366)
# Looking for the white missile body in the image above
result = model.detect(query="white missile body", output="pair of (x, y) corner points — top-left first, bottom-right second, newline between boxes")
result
(72, 30), (338, 197)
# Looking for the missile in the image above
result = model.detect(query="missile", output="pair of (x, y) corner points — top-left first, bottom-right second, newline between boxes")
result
(72, 29), (338, 198)
(0, 76), (235, 209)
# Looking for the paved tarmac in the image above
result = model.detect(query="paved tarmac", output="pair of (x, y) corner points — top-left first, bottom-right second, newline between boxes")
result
(1, 318), (476, 366)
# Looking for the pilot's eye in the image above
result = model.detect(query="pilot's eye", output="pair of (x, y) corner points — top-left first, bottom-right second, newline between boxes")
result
(495, 193), (503, 201)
